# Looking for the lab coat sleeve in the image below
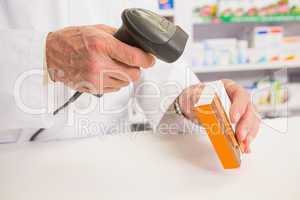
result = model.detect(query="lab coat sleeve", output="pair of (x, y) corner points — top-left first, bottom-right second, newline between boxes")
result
(0, 28), (55, 130)
(134, 62), (204, 134)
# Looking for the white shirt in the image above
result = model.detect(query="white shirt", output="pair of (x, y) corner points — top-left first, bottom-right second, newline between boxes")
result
(0, 0), (200, 143)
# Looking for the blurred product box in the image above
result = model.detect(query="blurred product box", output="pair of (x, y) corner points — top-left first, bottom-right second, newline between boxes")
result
(250, 26), (284, 63)
(281, 36), (300, 62)
(247, 48), (268, 64)
(290, 0), (300, 15)
(191, 25), (300, 67)
(193, 0), (218, 17)
(191, 43), (205, 66)
(204, 39), (238, 65)
(251, 79), (288, 107)
(251, 26), (283, 48)
(192, 38), (239, 66)
(213, 0), (292, 17)
(238, 40), (248, 64)
(159, 0), (174, 10)
(193, 0), (299, 23)
(192, 38), (248, 66)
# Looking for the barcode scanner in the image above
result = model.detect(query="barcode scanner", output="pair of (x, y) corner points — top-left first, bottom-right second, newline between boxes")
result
(115, 8), (189, 62)
(30, 8), (189, 141)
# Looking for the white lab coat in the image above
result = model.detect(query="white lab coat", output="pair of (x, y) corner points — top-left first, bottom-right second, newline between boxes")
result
(0, 0), (200, 143)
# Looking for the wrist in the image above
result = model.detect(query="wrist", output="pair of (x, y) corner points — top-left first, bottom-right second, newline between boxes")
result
(174, 96), (185, 117)
(174, 95), (201, 125)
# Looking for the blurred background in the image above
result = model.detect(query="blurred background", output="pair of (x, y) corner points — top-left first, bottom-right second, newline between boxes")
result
(154, 0), (300, 120)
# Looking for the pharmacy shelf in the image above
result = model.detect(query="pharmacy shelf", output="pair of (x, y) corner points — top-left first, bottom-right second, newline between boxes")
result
(191, 62), (300, 73)
(192, 21), (300, 42)
(258, 100), (300, 117)
(258, 104), (289, 113)
(192, 16), (300, 25)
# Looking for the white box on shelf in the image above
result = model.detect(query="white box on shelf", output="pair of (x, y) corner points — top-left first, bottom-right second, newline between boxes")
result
(203, 38), (238, 65)
(252, 26), (284, 48)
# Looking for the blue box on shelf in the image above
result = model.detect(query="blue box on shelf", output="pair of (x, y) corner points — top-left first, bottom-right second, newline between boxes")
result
(159, 0), (174, 10)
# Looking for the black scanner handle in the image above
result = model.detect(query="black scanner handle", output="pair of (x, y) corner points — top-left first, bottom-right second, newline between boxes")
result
(112, 8), (188, 63)
(114, 26), (138, 47)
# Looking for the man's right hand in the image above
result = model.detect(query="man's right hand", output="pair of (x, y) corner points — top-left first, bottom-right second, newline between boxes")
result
(46, 24), (155, 94)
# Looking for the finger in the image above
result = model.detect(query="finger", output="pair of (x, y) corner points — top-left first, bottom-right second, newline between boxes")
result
(76, 86), (94, 94)
(107, 37), (155, 68)
(229, 86), (250, 123)
(244, 141), (251, 154)
(88, 62), (141, 85)
(60, 72), (120, 95)
(248, 114), (261, 140)
(236, 104), (255, 142)
(71, 80), (99, 94)
(108, 60), (141, 82)
(109, 71), (133, 82)
(103, 87), (121, 93)
(107, 77), (130, 89)
(94, 24), (117, 34)
(87, 74), (129, 89)
(244, 116), (261, 152)
(244, 134), (254, 154)
(77, 86), (120, 94)
(222, 80), (248, 123)
(222, 79), (238, 96)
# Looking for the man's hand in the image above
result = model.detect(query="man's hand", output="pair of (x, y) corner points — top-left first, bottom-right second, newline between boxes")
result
(46, 24), (155, 94)
(178, 79), (261, 154)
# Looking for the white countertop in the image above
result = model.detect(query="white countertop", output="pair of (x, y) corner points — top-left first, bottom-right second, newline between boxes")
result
(0, 117), (299, 200)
